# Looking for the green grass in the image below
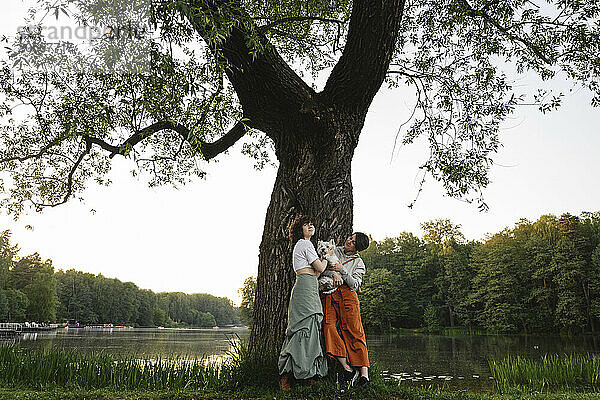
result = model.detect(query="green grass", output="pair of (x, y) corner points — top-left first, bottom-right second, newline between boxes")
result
(0, 345), (229, 391)
(0, 338), (354, 392)
(2, 386), (600, 400)
(489, 353), (600, 392)
(3, 342), (600, 399)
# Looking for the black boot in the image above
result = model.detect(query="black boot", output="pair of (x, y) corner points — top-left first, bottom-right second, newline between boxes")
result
(343, 368), (359, 386)
(356, 376), (370, 388)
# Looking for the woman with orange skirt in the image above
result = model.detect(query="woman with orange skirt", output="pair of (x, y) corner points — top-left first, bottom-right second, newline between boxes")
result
(320, 232), (371, 388)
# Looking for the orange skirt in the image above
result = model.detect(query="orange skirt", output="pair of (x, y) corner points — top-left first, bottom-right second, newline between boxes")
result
(320, 285), (370, 367)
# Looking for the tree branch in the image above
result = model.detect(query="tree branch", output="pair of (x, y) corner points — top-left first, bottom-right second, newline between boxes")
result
(458, 0), (553, 64)
(199, 120), (247, 159)
(0, 137), (65, 163)
(183, 0), (315, 136)
(62, 139), (92, 205)
(322, 0), (406, 114)
(31, 138), (92, 209)
(86, 119), (248, 161)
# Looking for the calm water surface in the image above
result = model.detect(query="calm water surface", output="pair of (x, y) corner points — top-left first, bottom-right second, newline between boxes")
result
(5, 328), (600, 385)
(369, 333), (600, 384)
(7, 327), (246, 359)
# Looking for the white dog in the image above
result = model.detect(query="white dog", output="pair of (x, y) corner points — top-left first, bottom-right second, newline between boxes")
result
(317, 239), (340, 293)
(317, 239), (340, 266)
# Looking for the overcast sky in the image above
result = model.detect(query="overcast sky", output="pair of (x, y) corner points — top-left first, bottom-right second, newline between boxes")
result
(1, 2), (599, 305)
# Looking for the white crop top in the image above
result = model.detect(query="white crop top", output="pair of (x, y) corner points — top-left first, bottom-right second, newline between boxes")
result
(292, 239), (319, 271)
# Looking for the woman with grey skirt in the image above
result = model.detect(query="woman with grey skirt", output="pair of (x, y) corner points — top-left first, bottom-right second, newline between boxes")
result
(278, 215), (338, 390)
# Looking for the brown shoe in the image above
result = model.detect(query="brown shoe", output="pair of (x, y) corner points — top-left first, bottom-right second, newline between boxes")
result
(280, 373), (292, 391)
(307, 378), (318, 386)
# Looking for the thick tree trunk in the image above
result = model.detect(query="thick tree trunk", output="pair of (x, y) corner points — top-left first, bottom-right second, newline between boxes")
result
(249, 112), (360, 357)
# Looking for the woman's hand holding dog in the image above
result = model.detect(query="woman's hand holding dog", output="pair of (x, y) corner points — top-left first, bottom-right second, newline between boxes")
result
(332, 272), (343, 287)
(327, 262), (343, 272)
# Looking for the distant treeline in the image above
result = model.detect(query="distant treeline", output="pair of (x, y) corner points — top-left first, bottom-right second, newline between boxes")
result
(0, 231), (238, 327)
(359, 212), (600, 335)
(4, 210), (600, 334)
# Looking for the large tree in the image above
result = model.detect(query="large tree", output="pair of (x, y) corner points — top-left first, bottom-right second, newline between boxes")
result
(1, 0), (599, 354)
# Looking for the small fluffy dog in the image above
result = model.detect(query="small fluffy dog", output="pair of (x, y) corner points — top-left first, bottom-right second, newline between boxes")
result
(317, 239), (340, 265)
(317, 239), (340, 293)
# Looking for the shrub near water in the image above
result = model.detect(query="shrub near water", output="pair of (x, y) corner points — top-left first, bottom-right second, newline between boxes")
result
(489, 354), (600, 392)
(0, 345), (229, 390)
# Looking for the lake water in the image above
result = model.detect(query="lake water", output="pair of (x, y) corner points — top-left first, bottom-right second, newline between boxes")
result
(4, 328), (600, 385)
(369, 333), (600, 384)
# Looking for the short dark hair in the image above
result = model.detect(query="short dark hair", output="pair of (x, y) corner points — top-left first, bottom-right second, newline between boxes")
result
(354, 232), (369, 252)
(289, 215), (317, 245)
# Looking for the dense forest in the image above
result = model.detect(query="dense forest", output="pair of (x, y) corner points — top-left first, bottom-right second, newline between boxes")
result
(0, 231), (238, 327)
(3, 210), (600, 334)
(359, 212), (600, 335)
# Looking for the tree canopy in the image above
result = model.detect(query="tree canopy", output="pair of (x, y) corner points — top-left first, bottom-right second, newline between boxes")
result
(0, 0), (598, 212)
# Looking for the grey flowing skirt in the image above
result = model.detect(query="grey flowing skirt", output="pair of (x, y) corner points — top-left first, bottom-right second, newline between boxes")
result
(278, 274), (328, 379)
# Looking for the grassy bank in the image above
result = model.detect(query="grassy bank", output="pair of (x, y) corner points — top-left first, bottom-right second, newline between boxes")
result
(2, 344), (600, 399)
(489, 353), (600, 392)
(1, 386), (600, 400)
(0, 345), (227, 390)
(0, 342), (286, 392)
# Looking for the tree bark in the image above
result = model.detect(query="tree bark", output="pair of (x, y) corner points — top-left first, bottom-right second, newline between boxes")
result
(323, 0), (405, 112)
(249, 109), (360, 356)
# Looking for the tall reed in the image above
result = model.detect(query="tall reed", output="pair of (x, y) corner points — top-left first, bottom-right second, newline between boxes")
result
(0, 345), (230, 390)
(222, 333), (280, 388)
(489, 353), (600, 392)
